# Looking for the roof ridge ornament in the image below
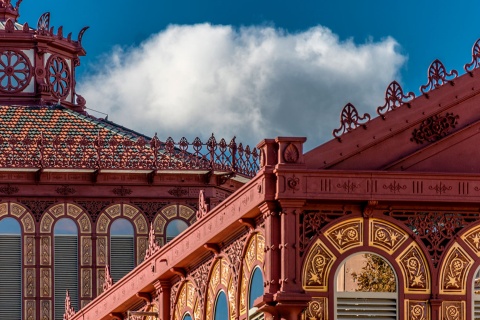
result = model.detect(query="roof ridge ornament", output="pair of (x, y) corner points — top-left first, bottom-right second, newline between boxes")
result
(332, 102), (371, 141)
(464, 38), (480, 74)
(37, 12), (50, 35)
(0, 0), (20, 21)
(420, 59), (458, 96)
(103, 265), (113, 292)
(377, 81), (415, 118)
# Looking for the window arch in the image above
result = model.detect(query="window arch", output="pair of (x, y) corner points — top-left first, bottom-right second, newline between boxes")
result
(214, 291), (229, 320)
(183, 313), (193, 320)
(335, 252), (397, 319)
(54, 218), (78, 320)
(248, 267), (264, 320)
(166, 219), (188, 243)
(110, 218), (135, 282)
(0, 217), (21, 319)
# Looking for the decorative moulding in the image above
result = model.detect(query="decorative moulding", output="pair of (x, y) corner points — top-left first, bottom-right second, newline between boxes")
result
(410, 113), (459, 144)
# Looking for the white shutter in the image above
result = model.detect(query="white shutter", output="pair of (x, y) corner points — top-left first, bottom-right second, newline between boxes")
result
(337, 292), (397, 319)
(111, 236), (134, 282)
(54, 235), (78, 320)
(0, 235), (21, 319)
(248, 307), (265, 320)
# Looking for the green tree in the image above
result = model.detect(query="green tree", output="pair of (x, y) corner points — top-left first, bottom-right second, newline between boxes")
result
(351, 254), (396, 292)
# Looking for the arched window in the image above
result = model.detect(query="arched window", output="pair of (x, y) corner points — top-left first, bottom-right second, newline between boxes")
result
(183, 313), (193, 320)
(0, 217), (21, 319)
(214, 291), (229, 320)
(248, 267), (264, 320)
(166, 219), (188, 243)
(54, 218), (78, 320)
(336, 252), (397, 319)
(110, 218), (134, 282)
(473, 267), (480, 319)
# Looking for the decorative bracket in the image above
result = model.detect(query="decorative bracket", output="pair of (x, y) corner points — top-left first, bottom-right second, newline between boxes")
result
(204, 243), (220, 255)
(147, 170), (156, 185)
(239, 218), (256, 231)
(333, 103), (371, 141)
(136, 292), (152, 304)
(377, 81), (415, 118)
(170, 267), (186, 278)
(464, 38), (480, 74)
(216, 172), (235, 186)
(420, 59), (458, 95)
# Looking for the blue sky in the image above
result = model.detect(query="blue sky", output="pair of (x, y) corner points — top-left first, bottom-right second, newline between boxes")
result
(18, 0), (480, 149)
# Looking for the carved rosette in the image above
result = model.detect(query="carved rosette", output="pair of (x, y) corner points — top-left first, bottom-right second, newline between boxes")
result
(440, 244), (473, 294)
(441, 301), (465, 320)
(411, 112), (459, 144)
(45, 54), (71, 99)
(396, 244), (430, 293)
(302, 239), (335, 292)
(283, 143), (299, 163)
(369, 219), (408, 254)
(0, 49), (33, 93)
(325, 218), (362, 253)
(406, 300), (429, 320)
(302, 297), (327, 320)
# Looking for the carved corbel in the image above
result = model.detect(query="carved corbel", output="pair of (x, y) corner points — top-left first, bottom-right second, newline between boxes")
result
(362, 200), (378, 218)
(170, 267), (186, 278)
(239, 218), (255, 231)
(204, 243), (220, 255)
(136, 292), (152, 304)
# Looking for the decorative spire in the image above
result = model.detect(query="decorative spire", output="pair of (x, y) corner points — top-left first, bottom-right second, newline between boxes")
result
(63, 290), (76, 320)
(103, 265), (113, 292)
(144, 223), (160, 260)
(0, 0), (20, 21)
(332, 103), (371, 141)
(196, 189), (209, 220)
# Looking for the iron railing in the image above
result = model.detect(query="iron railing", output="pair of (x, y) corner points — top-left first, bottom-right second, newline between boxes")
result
(0, 133), (260, 178)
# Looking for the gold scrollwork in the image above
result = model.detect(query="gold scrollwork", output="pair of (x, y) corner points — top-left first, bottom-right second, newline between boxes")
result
(325, 219), (362, 253)
(405, 300), (428, 320)
(440, 244), (473, 294)
(396, 244), (430, 293)
(302, 297), (327, 320)
(441, 301), (465, 320)
(302, 239), (335, 292)
(461, 227), (480, 256)
(369, 219), (407, 254)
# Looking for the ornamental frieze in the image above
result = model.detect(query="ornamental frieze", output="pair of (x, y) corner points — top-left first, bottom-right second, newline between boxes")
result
(302, 239), (335, 292)
(411, 112), (459, 144)
(325, 218), (363, 253)
(396, 244), (430, 293)
(440, 244), (473, 294)
(369, 219), (408, 254)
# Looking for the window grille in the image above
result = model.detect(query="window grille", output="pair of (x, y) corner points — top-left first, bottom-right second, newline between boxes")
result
(0, 235), (21, 319)
(54, 235), (78, 320)
(110, 235), (134, 282)
(336, 292), (397, 319)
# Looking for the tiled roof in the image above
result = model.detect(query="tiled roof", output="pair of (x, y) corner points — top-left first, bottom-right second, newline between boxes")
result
(0, 105), (148, 140)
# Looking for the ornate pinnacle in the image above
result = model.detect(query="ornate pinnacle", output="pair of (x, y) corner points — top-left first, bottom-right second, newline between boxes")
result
(103, 265), (113, 292)
(196, 189), (209, 220)
(63, 290), (75, 320)
(144, 223), (160, 260)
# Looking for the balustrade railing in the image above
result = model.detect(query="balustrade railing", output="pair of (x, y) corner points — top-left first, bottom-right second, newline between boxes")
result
(0, 133), (260, 178)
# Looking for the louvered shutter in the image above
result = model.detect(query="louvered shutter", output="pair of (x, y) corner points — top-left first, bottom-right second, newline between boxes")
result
(248, 308), (265, 320)
(54, 235), (78, 320)
(475, 298), (480, 319)
(337, 292), (397, 319)
(0, 235), (21, 319)
(110, 236), (134, 282)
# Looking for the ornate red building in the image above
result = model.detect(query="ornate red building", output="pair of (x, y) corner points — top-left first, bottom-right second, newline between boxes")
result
(65, 36), (480, 320)
(0, 1), (259, 319)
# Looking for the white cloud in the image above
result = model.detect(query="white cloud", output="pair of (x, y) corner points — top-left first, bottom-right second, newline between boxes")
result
(78, 24), (406, 150)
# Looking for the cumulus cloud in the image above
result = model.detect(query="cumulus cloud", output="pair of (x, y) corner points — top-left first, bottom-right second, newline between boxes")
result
(78, 24), (406, 150)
